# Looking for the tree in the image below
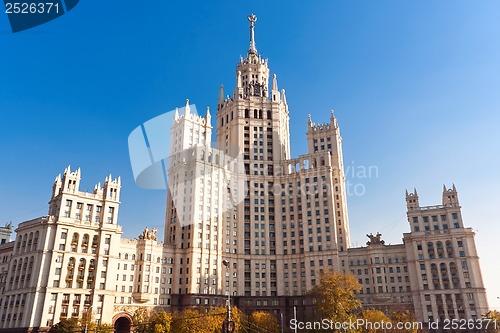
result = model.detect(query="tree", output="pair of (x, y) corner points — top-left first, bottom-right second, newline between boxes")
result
(95, 323), (114, 333)
(484, 311), (500, 333)
(133, 307), (152, 333)
(49, 318), (79, 333)
(247, 311), (280, 333)
(359, 309), (391, 333)
(309, 271), (362, 328)
(171, 305), (242, 333)
(172, 307), (222, 333)
(150, 311), (173, 333)
(390, 310), (419, 333)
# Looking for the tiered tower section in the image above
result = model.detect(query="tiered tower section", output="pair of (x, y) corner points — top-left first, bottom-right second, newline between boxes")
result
(306, 112), (350, 251)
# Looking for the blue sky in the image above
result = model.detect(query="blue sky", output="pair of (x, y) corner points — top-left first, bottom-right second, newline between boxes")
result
(1, 1), (499, 310)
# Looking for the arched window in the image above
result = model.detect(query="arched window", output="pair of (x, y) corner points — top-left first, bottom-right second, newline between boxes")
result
(125, 253), (129, 260)
(33, 231), (39, 249)
(72, 233), (79, 245)
(82, 234), (89, 246)
(28, 233), (33, 251)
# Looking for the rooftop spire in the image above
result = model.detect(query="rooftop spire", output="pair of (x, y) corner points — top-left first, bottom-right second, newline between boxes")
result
(247, 14), (257, 55)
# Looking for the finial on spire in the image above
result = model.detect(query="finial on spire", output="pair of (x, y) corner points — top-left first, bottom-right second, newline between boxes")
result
(185, 99), (190, 115)
(247, 14), (257, 55)
(205, 106), (211, 122)
(281, 89), (287, 104)
(272, 74), (278, 91)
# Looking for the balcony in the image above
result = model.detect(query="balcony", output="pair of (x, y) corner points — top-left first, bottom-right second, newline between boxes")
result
(60, 312), (68, 318)
(66, 275), (73, 281)
(62, 299), (69, 305)
(88, 265), (95, 271)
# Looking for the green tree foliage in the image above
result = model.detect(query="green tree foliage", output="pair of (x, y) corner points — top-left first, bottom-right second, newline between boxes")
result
(309, 271), (362, 329)
(49, 318), (79, 333)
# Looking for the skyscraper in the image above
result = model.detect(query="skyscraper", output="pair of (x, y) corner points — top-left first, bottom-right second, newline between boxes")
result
(0, 14), (489, 333)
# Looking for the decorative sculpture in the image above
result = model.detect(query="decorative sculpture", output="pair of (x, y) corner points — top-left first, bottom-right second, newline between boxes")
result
(139, 227), (158, 241)
(366, 232), (385, 245)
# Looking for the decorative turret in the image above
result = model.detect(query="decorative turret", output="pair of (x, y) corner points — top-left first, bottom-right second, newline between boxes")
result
(271, 74), (280, 102)
(103, 174), (121, 202)
(406, 188), (420, 211)
(205, 106), (211, 127)
(52, 174), (62, 197)
(442, 184), (459, 207)
(184, 99), (190, 116)
(330, 109), (338, 129)
(218, 84), (224, 110)
(61, 165), (81, 194)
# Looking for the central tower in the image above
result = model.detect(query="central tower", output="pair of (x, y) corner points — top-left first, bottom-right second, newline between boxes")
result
(216, 14), (290, 163)
(164, 14), (350, 306)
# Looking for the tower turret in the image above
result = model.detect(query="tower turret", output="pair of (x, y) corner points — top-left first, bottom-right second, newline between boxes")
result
(103, 174), (121, 202)
(406, 188), (420, 211)
(61, 165), (81, 194)
(218, 84), (224, 110)
(442, 184), (459, 207)
(52, 174), (62, 198)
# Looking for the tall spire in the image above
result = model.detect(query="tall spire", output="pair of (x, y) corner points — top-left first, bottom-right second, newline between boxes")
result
(248, 14), (257, 55)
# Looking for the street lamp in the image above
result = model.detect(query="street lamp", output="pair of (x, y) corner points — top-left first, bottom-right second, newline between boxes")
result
(84, 306), (92, 333)
(222, 260), (234, 333)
